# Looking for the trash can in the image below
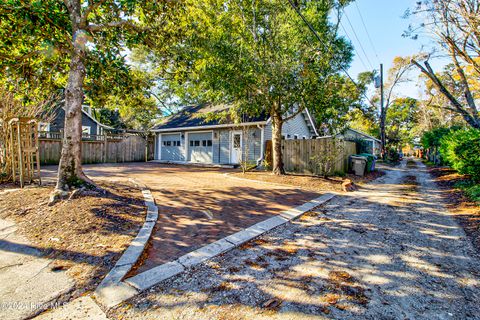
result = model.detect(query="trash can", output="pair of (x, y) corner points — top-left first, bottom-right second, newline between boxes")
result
(358, 153), (376, 172)
(350, 156), (368, 176)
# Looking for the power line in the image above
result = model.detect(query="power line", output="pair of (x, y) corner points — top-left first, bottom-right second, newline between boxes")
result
(342, 8), (375, 70)
(354, 1), (381, 64)
(339, 20), (370, 72)
(285, 0), (377, 108)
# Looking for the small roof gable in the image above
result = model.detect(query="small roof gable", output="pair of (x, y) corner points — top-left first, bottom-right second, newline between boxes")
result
(345, 128), (381, 142)
(153, 104), (269, 131)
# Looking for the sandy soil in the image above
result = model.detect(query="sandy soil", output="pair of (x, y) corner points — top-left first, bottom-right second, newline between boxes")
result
(230, 170), (385, 193)
(427, 165), (480, 252)
(108, 160), (480, 320)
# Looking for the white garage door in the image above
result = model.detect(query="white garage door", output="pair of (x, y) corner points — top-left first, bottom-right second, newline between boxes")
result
(161, 133), (184, 161)
(188, 132), (213, 163)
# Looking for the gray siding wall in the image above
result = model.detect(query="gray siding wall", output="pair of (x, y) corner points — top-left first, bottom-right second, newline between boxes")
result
(342, 129), (381, 156)
(264, 112), (312, 140)
(154, 135), (159, 160)
(244, 128), (261, 162)
(50, 108), (99, 134)
(212, 129), (230, 164)
(156, 126), (262, 164)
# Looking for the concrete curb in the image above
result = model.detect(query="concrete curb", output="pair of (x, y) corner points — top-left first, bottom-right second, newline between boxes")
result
(94, 179), (335, 309)
(94, 179), (158, 309)
(120, 192), (336, 300)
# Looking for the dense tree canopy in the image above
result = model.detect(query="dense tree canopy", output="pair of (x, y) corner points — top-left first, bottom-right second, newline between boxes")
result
(407, 0), (480, 128)
(142, 0), (354, 174)
(0, 0), (170, 129)
(0, 0), (181, 193)
(385, 97), (419, 148)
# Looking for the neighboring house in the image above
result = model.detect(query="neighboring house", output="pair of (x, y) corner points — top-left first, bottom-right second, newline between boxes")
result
(40, 105), (113, 137)
(152, 104), (318, 165)
(340, 128), (382, 156)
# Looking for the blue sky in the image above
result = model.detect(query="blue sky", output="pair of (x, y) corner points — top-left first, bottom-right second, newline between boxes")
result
(339, 0), (443, 98)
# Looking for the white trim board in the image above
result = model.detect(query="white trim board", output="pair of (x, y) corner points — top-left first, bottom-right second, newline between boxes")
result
(152, 121), (267, 133)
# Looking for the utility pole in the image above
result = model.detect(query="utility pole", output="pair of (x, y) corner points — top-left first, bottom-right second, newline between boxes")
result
(379, 63), (385, 159)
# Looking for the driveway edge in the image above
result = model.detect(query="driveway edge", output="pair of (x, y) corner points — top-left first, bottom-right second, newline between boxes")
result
(94, 179), (158, 309)
(106, 192), (336, 308)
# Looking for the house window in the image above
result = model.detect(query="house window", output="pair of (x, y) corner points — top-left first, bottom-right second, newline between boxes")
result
(303, 136), (307, 139)
(38, 122), (50, 132)
(190, 141), (194, 147)
(82, 126), (91, 135)
(287, 134), (291, 139)
(202, 140), (207, 147)
(233, 135), (241, 148)
(194, 140), (200, 146)
(207, 140), (212, 147)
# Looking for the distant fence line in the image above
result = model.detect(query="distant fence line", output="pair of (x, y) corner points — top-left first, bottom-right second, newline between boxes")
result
(39, 132), (155, 165)
(266, 138), (356, 175)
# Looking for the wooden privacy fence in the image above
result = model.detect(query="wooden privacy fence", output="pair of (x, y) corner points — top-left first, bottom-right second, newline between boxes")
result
(266, 138), (357, 175)
(39, 132), (155, 165)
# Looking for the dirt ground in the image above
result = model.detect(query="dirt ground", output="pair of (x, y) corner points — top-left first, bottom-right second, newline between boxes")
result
(427, 165), (480, 251)
(0, 179), (145, 294)
(108, 160), (480, 320)
(230, 170), (384, 192)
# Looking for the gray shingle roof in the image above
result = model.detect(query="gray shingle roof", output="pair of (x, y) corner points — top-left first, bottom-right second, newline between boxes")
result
(153, 105), (269, 130)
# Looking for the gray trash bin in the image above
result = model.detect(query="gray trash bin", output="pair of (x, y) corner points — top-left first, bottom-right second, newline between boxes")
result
(350, 156), (368, 176)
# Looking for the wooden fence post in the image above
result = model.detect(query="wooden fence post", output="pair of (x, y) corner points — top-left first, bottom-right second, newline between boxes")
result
(103, 134), (108, 163)
(145, 137), (148, 162)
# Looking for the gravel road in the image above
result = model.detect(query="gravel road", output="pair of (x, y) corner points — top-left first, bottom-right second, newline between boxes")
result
(109, 159), (480, 320)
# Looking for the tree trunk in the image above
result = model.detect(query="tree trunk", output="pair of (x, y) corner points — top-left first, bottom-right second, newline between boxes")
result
(272, 114), (285, 175)
(55, 11), (92, 191)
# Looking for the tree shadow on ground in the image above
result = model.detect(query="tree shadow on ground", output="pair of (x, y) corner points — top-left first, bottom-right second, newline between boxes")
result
(115, 165), (480, 319)
(0, 179), (146, 294)
(136, 186), (320, 271)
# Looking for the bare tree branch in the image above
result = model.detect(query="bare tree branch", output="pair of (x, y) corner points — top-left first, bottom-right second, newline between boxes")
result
(411, 58), (480, 128)
(81, 0), (108, 26)
(86, 19), (139, 32)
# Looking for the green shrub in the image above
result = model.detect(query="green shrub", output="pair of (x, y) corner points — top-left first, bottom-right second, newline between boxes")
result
(440, 129), (480, 181)
(465, 184), (480, 203)
(421, 127), (456, 149)
(454, 180), (480, 204)
(387, 148), (400, 163)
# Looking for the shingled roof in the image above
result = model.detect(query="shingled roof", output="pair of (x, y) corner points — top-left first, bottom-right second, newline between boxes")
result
(152, 104), (269, 131)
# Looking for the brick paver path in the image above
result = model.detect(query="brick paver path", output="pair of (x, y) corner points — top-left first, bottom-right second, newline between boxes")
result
(42, 163), (321, 272)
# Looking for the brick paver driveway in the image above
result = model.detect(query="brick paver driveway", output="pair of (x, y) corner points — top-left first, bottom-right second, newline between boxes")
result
(42, 163), (321, 272)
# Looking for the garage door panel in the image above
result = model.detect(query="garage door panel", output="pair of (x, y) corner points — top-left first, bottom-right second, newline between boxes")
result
(161, 134), (184, 161)
(188, 132), (213, 163)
